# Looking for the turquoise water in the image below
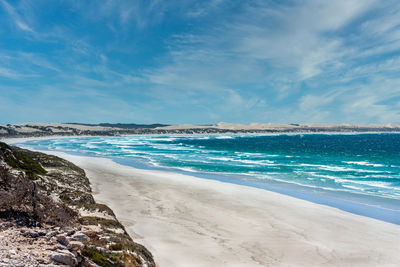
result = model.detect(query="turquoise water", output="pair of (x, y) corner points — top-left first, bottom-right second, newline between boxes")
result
(17, 133), (400, 223)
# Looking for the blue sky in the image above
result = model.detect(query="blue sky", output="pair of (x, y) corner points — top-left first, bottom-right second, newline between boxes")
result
(1, 0), (400, 124)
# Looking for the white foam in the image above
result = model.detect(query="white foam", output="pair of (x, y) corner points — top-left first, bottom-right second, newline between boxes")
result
(337, 179), (397, 190)
(215, 135), (234, 139)
(236, 159), (274, 165)
(209, 157), (231, 161)
(150, 137), (178, 142)
(173, 166), (197, 172)
(341, 184), (363, 190)
(308, 173), (337, 180)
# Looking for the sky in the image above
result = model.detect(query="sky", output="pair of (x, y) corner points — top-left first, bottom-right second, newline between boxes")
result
(1, 0), (400, 125)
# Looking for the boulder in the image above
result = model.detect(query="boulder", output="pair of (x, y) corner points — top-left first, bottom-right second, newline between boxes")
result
(56, 234), (69, 246)
(46, 231), (57, 241)
(68, 241), (84, 251)
(49, 250), (77, 266)
(66, 228), (76, 236)
(71, 232), (90, 242)
(24, 229), (40, 238)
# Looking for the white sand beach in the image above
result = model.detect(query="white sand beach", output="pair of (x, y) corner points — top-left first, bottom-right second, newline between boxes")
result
(39, 151), (400, 266)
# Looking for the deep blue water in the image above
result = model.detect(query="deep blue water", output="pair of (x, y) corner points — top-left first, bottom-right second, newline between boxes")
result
(16, 133), (400, 224)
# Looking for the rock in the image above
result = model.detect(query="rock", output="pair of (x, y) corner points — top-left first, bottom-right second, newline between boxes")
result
(37, 230), (47, 237)
(71, 232), (89, 242)
(49, 250), (77, 266)
(55, 244), (66, 250)
(83, 258), (101, 267)
(65, 227), (76, 236)
(76, 254), (83, 263)
(46, 231), (57, 241)
(47, 230), (57, 237)
(25, 230), (40, 238)
(2, 222), (13, 228)
(56, 234), (69, 246)
(68, 241), (84, 251)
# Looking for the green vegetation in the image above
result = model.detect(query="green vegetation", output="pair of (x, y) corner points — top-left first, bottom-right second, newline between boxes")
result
(82, 249), (112, 267)
(108, 251), (123, 260)
(0, 142), (47, 175)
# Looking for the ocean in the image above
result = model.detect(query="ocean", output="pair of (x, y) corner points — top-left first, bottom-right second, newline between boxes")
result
(16, 133), (400, 224)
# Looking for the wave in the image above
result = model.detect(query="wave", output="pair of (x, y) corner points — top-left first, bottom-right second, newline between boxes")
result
(299, 163), (383, 173)
(82, 143), (100, 149)
(344, 161), (385, 167)
(308, 173), (338, 180)
(234, 152), (279, 158)
(207, 156), (275, 166)
(150, 137), (178, 142)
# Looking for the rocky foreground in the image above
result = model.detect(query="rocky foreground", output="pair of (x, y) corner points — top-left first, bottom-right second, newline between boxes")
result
(0, 142), (155, 266)
(1, 122), (400, 139)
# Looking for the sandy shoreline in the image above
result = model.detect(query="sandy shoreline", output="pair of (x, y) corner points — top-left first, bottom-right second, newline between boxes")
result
(27, 150), (400, 267)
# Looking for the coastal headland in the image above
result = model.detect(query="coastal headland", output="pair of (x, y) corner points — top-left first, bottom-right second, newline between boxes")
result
(0, 142), (155, 266)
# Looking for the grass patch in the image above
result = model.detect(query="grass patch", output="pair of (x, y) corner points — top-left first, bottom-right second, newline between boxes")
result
(108, 252), (123, 261)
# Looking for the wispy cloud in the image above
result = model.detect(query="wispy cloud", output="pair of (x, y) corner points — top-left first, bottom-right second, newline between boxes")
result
(186, 0), (226, 18)
(0, 66), (24, 79)
(138, 0), (400, 123)
(0, 0), (34, 32)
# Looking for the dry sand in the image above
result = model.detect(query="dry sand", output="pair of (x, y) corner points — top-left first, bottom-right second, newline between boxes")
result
(39, 151), (400, 266)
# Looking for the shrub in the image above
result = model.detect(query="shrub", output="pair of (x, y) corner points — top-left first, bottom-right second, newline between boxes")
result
(109, 243), (123, 251)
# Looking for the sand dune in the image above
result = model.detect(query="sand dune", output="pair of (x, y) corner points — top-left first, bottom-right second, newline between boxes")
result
(156, 121), (400, 131)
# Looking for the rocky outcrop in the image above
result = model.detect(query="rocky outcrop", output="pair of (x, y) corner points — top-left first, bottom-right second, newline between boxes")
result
(0, 142), (155, 266)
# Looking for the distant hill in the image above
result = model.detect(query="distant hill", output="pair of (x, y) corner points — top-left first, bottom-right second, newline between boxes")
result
(1, 122), (400, 139)
(67, 123), (169, 129)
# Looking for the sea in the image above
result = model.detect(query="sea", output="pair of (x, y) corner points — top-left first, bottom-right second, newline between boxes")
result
(15, 133), (400, 224)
